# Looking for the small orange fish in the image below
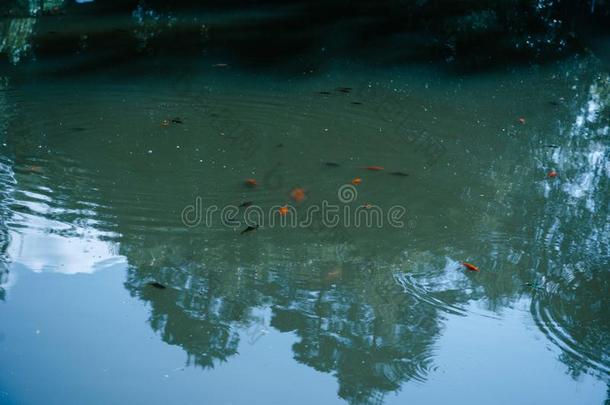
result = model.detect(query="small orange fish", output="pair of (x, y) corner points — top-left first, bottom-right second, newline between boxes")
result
(364, 166), (384, 171)
(518, 117), (526, 125)
(245, 178), (257, 187)
(461, 262), (480, 272)
(290, 188), (306, 203)
(547, 170), (558, 178)
(325, 269), (342, 281)
(278, 206), (289, 216)
(351, 177), (362, 185)
(25, 165), (43, 174)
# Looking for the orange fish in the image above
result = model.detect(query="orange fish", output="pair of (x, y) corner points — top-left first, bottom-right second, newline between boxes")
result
(351, 177), (362, 185)
(364, 166), (384, 171)
(325, 269), (342, 281)
(245, 178), (257, 187)
(547, 170), (558, 178)
(461, 262), (480, 272)
(25, 165), (43, 174)
(290, 187), (306, 203)
(518, 117), (526, 125)
(278, 206), (289, 216)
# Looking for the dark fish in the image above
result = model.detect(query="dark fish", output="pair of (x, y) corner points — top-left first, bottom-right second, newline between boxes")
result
(389, 171), (409, 177)
(239, 201), (253, 208)
(171, 117), (183, 124)
(325, 162), (340, 167)
(317, 91), (332, 95)
(71, 127), (86, 132)
(241, 225), (259, 235)
(336, 87), (352, 93)
(276, 143), (284, 148)
(549, 101), (559, 106)
(350, 101), (363, 105)
(147, 282), (166, 289)
(546, 144), (559, 148)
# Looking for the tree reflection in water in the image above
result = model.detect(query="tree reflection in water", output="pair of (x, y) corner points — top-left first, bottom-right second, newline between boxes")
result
(529, 68), (610, 379)
(0, 130), (12, 301)
(121, 234), (471, 403)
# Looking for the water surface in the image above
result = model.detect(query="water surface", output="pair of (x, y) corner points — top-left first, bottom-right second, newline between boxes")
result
(0, 56), (608, 404)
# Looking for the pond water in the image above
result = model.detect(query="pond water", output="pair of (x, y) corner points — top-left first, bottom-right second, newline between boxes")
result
(0, 53), (608, 404)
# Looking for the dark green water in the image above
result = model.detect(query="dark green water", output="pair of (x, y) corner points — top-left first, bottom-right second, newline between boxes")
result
(0, 54), (608, 404)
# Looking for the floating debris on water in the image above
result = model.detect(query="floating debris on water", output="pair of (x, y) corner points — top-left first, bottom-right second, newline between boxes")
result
(161, 118), (182, 126)
(518, 117), (526, 125)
